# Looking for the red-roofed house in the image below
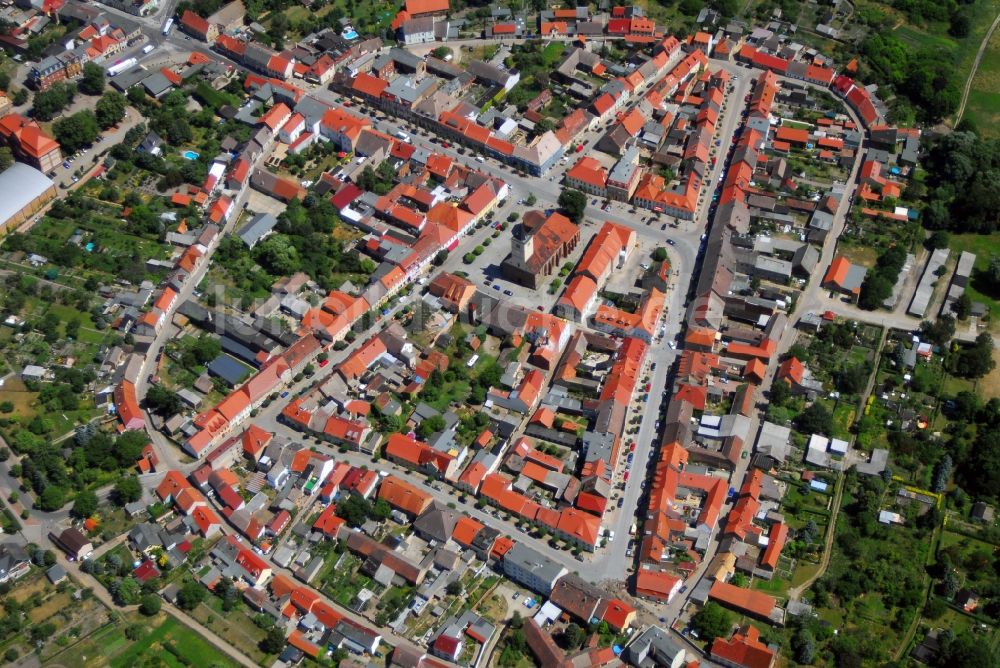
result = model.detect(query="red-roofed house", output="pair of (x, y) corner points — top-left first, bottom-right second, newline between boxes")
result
(113, 380), (144, 431)
(384, 433), (458, 480)
(259, 103), (292, 133)
(240, 424), (274, 462)
(565, 157), (608, 197)
(179, 10), (218, 42)
(313, 504), (345, 539)
(822, 256), (866, 298)
(190, 505), (222, 538)
(774, 126), (809, 146)
(320, 107), (370, 153)
(760, 522), (788, 572)
(708, 581), (776, 621)
(133, 560), (160, 583)
(487, 369), (545, 415)
(597, 598), (636, 632)
(0, 113), (62, 172)
(235, 545), (272, 586)
(554, 508), (601, 551)
(635, 569), (682, 602)
(405, 0), (449, 16)
(711, 626), (776, 668)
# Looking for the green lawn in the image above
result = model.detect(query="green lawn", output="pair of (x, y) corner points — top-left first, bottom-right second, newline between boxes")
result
(47, 613), (239, 668)
(964, 24), (1000, 134)
(781, 119), (812, 130)
(888, 0), (1000, 91)
(542, 42), (566, 66)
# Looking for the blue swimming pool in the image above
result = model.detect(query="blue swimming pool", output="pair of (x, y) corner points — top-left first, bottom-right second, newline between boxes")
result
(182, 150), (200, 160)
(342, 28), (358, 40)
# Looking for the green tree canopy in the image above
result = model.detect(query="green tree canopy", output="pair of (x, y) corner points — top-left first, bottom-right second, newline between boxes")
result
(113, 475), (143, 505)
(71, 489), (98, 519)
(95, 91), (127, 130)
(690, 602), (733, 641)
(53, 110), (100, 154)
(79, 63), (106, 95)
(557, 188), (587, 224)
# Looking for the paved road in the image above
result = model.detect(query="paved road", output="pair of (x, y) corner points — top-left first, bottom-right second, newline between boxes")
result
(133, 132), (281, 472)
(51, 21), (888, 637)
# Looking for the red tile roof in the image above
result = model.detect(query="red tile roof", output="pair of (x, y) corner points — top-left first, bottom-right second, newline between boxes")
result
(378, 475), (433, 516)
(711, 626), (776, 668)
(708, 580), (776, 619)
(635, 569), (680, 600)
(405, 0), (449, 14)
(823, 256), (855, 292)
(313, 504), (345, 538)
(452, 516), (484, 547)
(760, 522), (788, 571)
(776, 357), (805, 385)
(597, 598), (635, 631)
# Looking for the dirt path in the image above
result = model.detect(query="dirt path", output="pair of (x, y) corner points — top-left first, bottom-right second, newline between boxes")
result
(162, 605), (257, 668)
(955, 11), (1000, 123)
(787, 473), (845, 601)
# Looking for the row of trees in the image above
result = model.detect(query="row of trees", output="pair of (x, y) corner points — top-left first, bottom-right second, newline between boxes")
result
(858, 244), (908, 310)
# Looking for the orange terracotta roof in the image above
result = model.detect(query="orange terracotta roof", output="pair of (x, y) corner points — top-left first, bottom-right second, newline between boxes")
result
(776, 357), (805, 385)
(452, 516), (484, 547)
(823, 256), (853, 290)
(405, 0), (449, 14)
(711, 626), (776, 668)
(760, 522), (788, 570)
(556, 508), (601, 546)
(565, 156), (608, 189)
(774, 126), (809, 144)
(377, 475), (432, 516)
(635, 569), (681, 600)
(156, 470), (190, 502)
(708, 580), (776, 618)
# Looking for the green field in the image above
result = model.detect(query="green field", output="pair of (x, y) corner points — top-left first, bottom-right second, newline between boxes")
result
(48, 613), (239, 668)
(963, 25), (1000, 135)
(886, 0), (1000, 82)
